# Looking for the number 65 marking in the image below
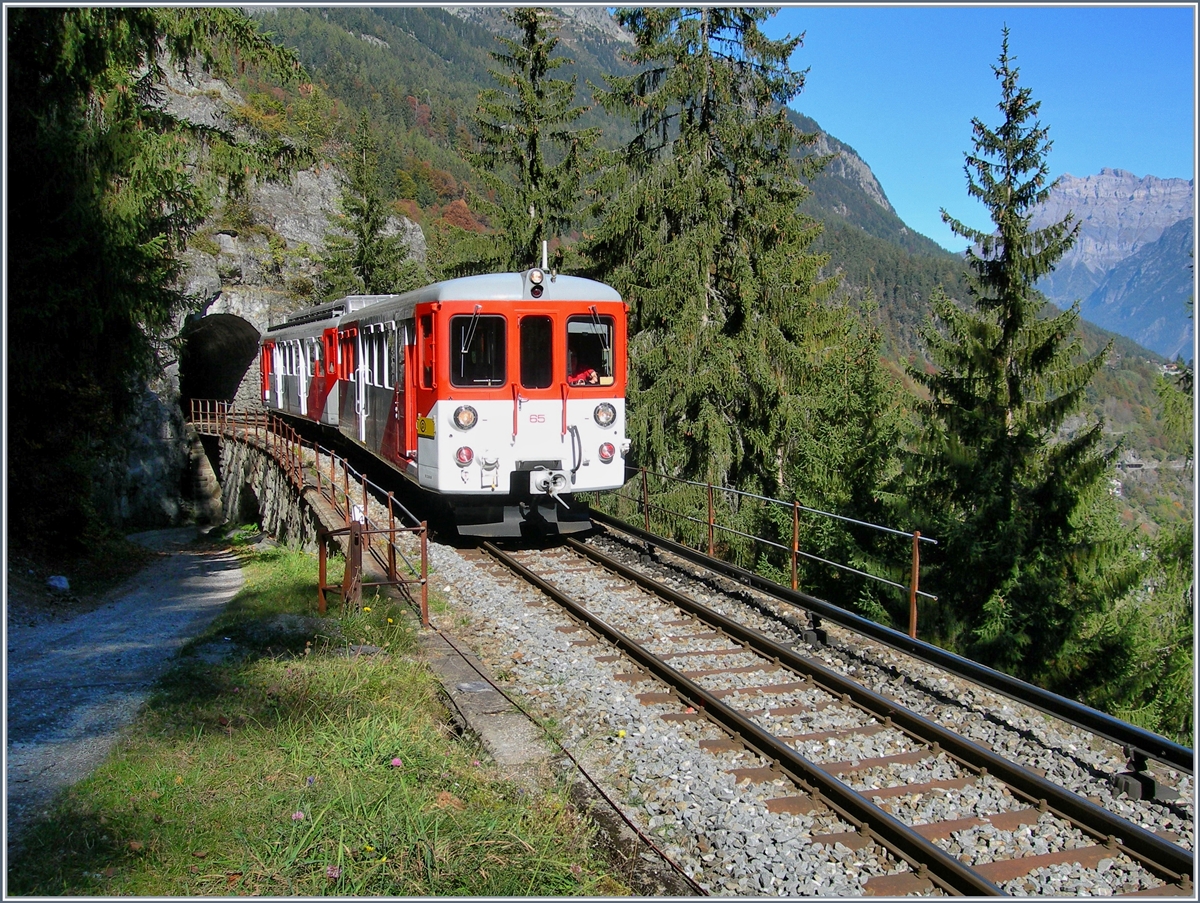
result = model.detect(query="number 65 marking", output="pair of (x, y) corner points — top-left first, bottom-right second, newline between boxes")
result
(529, 413), (546, 423)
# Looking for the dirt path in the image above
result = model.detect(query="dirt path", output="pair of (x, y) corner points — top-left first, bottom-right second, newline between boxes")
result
(5, 528), (243, 851)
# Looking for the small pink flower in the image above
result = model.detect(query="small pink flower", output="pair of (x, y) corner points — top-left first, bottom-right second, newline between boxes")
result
(326, 865), (341, 880)
(472, 759), (481, 767)
(292, 811), (305, 821)
(390, 758), (403, 767)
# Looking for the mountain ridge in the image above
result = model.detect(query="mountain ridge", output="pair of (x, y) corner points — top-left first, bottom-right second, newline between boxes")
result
(1032, 168), (1194, 325)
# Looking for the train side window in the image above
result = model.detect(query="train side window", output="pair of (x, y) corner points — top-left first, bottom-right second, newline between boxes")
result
(369, 330), (380, 387)
(376, 331), (385, 387)
(419, 315), (435, 389)
(567, 313), (615, 386)
(377, 331), (386, 387)
(520, 315), (553, 389)
(312, 337), (324, 377)
(450, 313), (506, 387)
(340, 332), (356, 382)
(396, 320), (410, 387)
(323, 329), (337, 378)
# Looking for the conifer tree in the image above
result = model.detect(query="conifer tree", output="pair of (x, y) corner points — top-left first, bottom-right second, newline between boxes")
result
(585, 7), (839, 497)
(464, 7), (596, 273)
(318, 113), (424, 299)
(909, 30), (1138, 682)
(6, 7), (301, 548)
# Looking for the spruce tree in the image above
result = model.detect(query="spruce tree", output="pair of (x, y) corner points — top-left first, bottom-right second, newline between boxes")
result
(318, 113), (424, 299)
(585, 7), (838, 495)
(464, 7), (596, 273)
(909, 30), (1137, 683)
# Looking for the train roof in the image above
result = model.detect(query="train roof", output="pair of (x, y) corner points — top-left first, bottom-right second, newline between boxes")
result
(266, 294), (393, 332)
(395, 271), (621, 305)
(265, 271), (621, 337)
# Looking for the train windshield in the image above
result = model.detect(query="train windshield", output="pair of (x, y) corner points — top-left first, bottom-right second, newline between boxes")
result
(520, 315), (553, 389)
(566, 312), (614, 386)
(450, 313), (506, 387)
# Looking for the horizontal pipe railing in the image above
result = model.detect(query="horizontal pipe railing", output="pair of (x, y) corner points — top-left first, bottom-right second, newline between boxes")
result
(188, 400), (429, 625)
(600, 465), (937, 637)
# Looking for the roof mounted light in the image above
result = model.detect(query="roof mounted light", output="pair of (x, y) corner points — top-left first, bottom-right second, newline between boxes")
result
(529, 268), (544, 285)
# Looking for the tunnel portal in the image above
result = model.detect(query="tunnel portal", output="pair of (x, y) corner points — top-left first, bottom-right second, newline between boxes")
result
(179, 313), (261, 409)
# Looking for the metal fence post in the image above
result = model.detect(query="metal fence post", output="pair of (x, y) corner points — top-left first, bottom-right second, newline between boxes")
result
(317, 531), (328, 615)
(342, 458), (350, 525)
(707, 483), (715, 556)
(642, 466), (649, 533)
(387, 492), (397, 582)
(342, 520), (363, 611)
(792, 500), (800, 592)
(420, 521), (429, 628)
(908, 531), (921, 639)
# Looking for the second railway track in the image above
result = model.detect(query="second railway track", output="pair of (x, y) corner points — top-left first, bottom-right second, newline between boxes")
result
(422, 520), (1193, 896)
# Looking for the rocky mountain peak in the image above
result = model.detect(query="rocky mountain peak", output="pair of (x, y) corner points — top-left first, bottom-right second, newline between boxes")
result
(1032, 169), (1194, 316)
(1033, 169), (1194, 273)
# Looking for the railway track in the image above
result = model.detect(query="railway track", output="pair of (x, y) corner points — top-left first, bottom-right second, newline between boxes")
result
(445, 525), (1193, 896)
(199, 411), (1193, 893)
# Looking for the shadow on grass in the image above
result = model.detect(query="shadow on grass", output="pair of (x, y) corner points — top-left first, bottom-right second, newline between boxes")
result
(5, 539), (439, 896)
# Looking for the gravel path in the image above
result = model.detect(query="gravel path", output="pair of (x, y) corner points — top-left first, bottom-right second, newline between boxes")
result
(5, 528), (243, 852)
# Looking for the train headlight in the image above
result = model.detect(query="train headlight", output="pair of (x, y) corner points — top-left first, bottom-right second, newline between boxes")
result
(452, 405), (478, 430)
(598, 442), (616, 463)
(594, 402), (616, 427)
(455, 446), (475, 467)
(529, 268), (545, 297)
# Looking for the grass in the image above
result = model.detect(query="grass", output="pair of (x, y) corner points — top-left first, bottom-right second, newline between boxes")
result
(6, 528), (628, 896)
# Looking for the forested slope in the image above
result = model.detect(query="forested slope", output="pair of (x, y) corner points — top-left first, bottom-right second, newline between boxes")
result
(242, 6), (1186, 535)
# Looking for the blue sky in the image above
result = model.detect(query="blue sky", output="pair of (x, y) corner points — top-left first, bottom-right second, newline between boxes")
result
(761, 5), (1197, 252)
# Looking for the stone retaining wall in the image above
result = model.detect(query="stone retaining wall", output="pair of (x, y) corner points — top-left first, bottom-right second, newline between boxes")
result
(217, 437), (329, 552)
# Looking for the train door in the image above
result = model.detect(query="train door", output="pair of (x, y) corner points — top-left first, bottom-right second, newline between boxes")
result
(337, 325), (359, 441)
(318, 328), (338, 424)
(400, 321), (415, 456)
(273, 343), (285, 407)
(355, 331), (368, 442)
(362, 325), (389, 454)
(516, 312), (557, 447)
(414, 312), (438, 482)
(260, 341), (274, 405)
(381, 321), (411, 462)
(298, 339), (310, 417)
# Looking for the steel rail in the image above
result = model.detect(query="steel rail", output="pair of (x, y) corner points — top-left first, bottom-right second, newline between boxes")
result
(481, 541), (1005, 897)
(567, 536), (1195, 886)
(591, 510), (1194, 777)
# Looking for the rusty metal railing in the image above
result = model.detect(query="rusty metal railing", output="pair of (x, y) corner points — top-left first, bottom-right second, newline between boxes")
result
(597, 465), (936, 638)
(189, 400), (429, 626)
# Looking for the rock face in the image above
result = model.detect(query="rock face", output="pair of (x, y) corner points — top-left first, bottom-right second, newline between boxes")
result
(808, 131), (894, 214)
(108, 63), (427, 531)
(448, 4), (635, 44)
(1033, 169), (1194, 309)
(1080, 217), (1195, 361)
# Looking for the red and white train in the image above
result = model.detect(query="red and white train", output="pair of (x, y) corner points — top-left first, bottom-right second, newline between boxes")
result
(259, 267), (630, 536)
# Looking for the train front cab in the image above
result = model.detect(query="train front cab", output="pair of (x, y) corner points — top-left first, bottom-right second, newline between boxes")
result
(385, 273), (630, 537)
